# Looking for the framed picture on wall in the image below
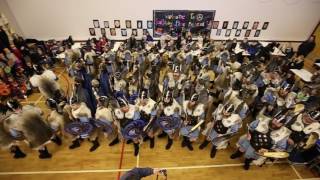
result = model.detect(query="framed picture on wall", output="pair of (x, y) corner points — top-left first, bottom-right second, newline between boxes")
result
(104, 21), (109, 28)
(110, 28), (116, 36)
(137, 20), (143, 29)
(93, 20), (100, 28)
(147, 21), (153, 29)
(245, 29), (251, 37)
(212, 21), (219, 29)
(232, 21), (239, 29)
(132, 29), (138, 36)
(126, 20), (132, 28)
(235, 29), (241, 37)
(101, 28), (106, 36)
(222, 21), (228, 29)
(89, 28), (96, 36)
(242, 21), (249, 29)
(262, 22), (269, 30)
(216, 29), (221, 36)
(143, 29), (148, 35)
(225, 29), (231, 37)
(121, 29), (127, 36)
(252, 21), (259, 30)
(114, 20), (121, 28)
(254, 30), (261, 37)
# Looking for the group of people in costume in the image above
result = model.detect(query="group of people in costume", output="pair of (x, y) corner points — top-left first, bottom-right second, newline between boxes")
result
(0, 31), (319, 170)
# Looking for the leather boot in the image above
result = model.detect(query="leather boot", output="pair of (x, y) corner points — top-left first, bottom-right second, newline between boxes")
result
(165, 137), (173, 150)
(38, 146), (52, 159)
(199, 140), (210, 149)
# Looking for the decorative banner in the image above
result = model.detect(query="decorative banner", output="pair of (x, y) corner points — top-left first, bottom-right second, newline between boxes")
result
(147, 20), (153, 29)
(132, 29), (138, 36)
(235, 29), (241, 37)
(101, 28), (106, 35)
(153, 10), (215, 37)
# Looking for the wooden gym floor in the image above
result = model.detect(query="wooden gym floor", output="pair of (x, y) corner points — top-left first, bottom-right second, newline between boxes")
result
(1, 26), (320, 179)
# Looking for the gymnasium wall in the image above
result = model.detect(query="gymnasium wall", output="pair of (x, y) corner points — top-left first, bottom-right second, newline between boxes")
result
(4, 0), (320, 41)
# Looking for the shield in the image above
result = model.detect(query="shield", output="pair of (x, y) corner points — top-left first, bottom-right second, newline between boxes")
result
(121, 119), (146, 140)
(95, 119), (114, 134)
(156, 116), (181, 131)
(64, 122), (94, 138)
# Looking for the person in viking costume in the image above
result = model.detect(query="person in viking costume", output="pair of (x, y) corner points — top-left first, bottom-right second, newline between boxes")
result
(163, 64), (187, 104)
(156, 90), (182, 150)
(230, 112), (291, 170)
(66, 97), (99, 152)
(180, 94), (205, 151)
(4, 99), (55, 159)
(29, 65), (65, 103)
(1, 99), (26, 159)
(46, 98), (70, 146)
(199, 103), (242, 158)
(114, 98), (144, 156)
(288, 110), (320, 163)
(94, 96), (119, 146)
(112, 71), (127, 99)
(136, 89), (158, 148)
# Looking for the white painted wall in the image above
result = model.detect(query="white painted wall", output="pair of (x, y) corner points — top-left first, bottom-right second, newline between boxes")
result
(0, 0), (23, 35)
(5, 0), (320, 41)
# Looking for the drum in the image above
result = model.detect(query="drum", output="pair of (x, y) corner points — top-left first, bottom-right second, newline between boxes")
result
(64, 122), (94, 139)
(156, 116), (181, 131)
(121, 119), (146, 140)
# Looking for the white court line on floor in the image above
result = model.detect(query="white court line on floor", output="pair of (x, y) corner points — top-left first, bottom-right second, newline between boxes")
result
(0, 161), (287, 175)
(136, 149), (140, 167)
(290, 164), (303, 179)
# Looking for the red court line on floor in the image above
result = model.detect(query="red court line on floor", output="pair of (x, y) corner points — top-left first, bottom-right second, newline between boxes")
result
(117, 141), (126, 180)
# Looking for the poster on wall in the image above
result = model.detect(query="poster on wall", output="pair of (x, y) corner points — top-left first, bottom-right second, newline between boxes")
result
(114, 20), (121, 28)
(121, 29), (127, 36)
(104, 21), (109, 28)
(242, 21), (249, 29)
(89, 28), (96, 36)
(147, 21), (153, 29)
(245, 29), (251, 37)
(225, 29), (231, 37)
(137, 20), (143, 29)
(222, 21), (228, 29)
(262, 22), (269, 30)
(143, 29), (148, 35)
(254, 30), (261, 37)
(101, 28), (106, 36)
(110, 28), (116, 36)
(235, 29), (241, 37)
(132, 29), (138, 36)
(232, 21), (239, 29)
(153, 10), (215, 37)
(212, 21), (219, 29)
(252, 21), (259, 30)
(126, 20), (132, 28)
(216, 29), (221, 36)
(93, 20), (100, 28)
